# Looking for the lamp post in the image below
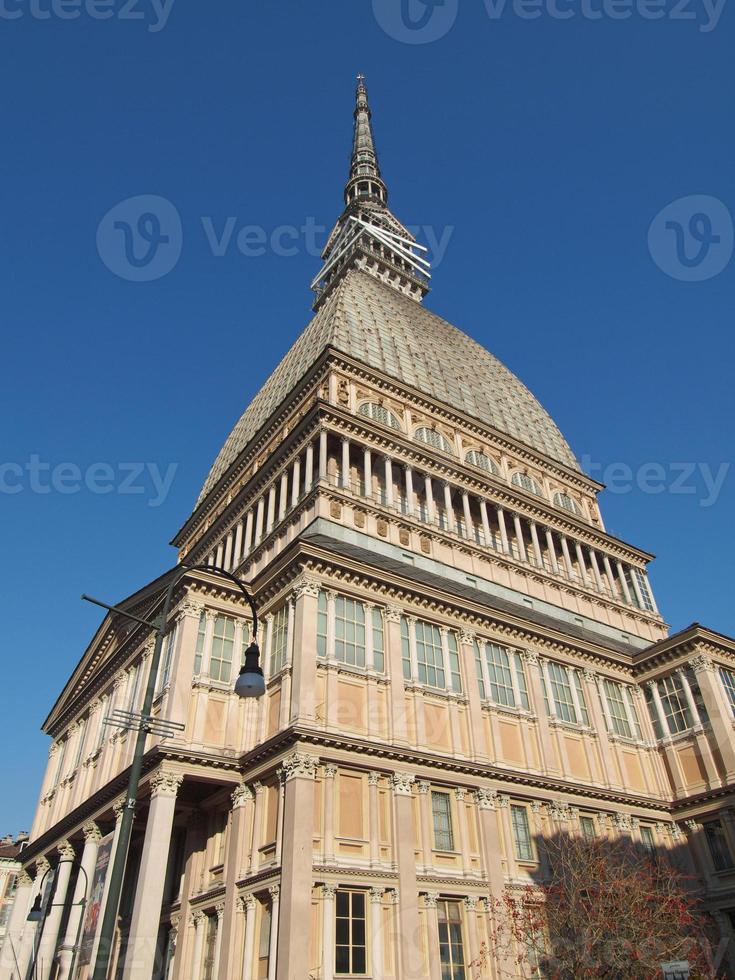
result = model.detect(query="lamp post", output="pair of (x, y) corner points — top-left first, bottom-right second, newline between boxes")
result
(81, 562), (261, 980)
(26, 859), (89, 980)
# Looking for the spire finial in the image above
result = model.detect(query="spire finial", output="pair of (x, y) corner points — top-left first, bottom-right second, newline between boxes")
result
(346, 74), (386, 207)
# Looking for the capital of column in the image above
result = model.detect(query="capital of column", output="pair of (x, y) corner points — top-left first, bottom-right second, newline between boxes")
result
(583, 668), (598, 683)
(191, 909), (205, 926)
(384, 604), (402, 624)
(367, 772), (381, 786)
(215, 902), (226, 920)
(149, 770), (184, 798)
(463, 896), (478, 911)
(281, 751), (320, 780)
(523, 650), (539, 666)
(417, 780), (430, 794)
(322, 884), (337, 900)
(474, 789), (498, 811)
(690, 654), (715, 673)
(323, 764), (338, 779)
(684, 819), (699, 834)
(58, 839), (76, 860)
(423, 891), (438, 908)
(237, 894), (256, 914)
(36, 857), (51, 876)
(18, 869), (33, 887)
(391, 772), (415, 796)
(178, 596), (204, 620)
(232, 784), (254, 809)
(454, 787), (467, 802)
(615, 813), (632, 832)
(113, 798), (126, 821)
(459, 629), (476, 645)
(496, 794), (510, 809)
(268, 884), (281, 902)
(293, 576), (321, 599)
(369, 887), (384, 904)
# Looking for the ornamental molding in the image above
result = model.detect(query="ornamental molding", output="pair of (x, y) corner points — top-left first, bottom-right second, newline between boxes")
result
(391, 772), (415, 796)
(545, 802), (572, 822)
(615, 813), (633, 831)
(149, 770), (184, 798)
(232, 784), (253, 809)
(281, 752), (320, 781)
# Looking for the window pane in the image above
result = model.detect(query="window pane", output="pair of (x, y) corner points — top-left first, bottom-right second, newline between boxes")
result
(548, 662), (577, 724)
(485, 643), (515, 707)
(415, 621), (446, 690)
(431, 791), (454, 851)
(511, 804), (533, 861)
(401, 616), (411, 680)
(269, 605), (289, 675)
(603, 679), (633, 738)
(334, 597), (366, 667)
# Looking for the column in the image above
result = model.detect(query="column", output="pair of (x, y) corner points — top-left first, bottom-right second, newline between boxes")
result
(211, 904), (225, 979)
(462, 491), (473, 539)
(291, 457), (301, 507)
(57, 823), (102, 980)
(249, 783), (263, 872)
(385, 606), (408, 744)
(321, 884), (336, 980)
(289, 580), (320, 725)
(363, 448), (372, 498)
(691, 656), (735, 779)
(266, 888), (280, 980)
(463, 898), (480, 977)
(239, 895), (256, 980)
(254, 497), (265, 545)
(417, 782), (433, 870)
(233, 520), (244, 568)
(602, 554), (618, 598)
(384, 457), (394, 508)
(323, 765), (337, 863)
(479, 499), (491, 547)
(215, 542), (224, 567)
(575, 541), (591, 587)
(589, 549), (605, 591)
(166, 597), (205, 727)
(560, 536), (576, 579)
(474, 790), (505, 896)
(616, 561), (633, 604)
(677, 668), (701, 726)
(369, 889), (385, 980)
(423, 892), (441, 980)
(544, 529), (559, 574)
(513, 513), (527, 561)
(341, 438), (350, 489)
(37, 841), (76, 980)
(368, 773), (381, 867)
(14, 858), (50, 980)
(266, 485), (277, 534)
(305, 441), (314, 491)
(189, 911), (206, 980)
(497, 796), (518, 877)
(443, 483), (455, 533)
(217, 785), (254, 980)
(530, 521), (543, 567)
(454, 788), (472, 876)
(223, 532), (233, 571)
(243, 510), (254, 556)
(404, 465), (414, 516)
(523, 652), (555, 775)
(460, 630), (486, 760)
(497, 506), (510, 554)
(319, 429), (328, 480)
(278, 471), (289, 520)
(391, 773), (421, 978)
(424, 475), (435, 523)
(121, 770), (184, 980)
(276, 753), (319, 980)
(629, 565), (646, 609)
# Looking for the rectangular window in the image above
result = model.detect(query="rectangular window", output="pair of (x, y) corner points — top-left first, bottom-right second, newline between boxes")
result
(485, 643), (516, 707)
(658, 674), (692, 734)
(334, 596), (366, 667)
(335, 890), (367, 975)
(210, 615), (235, 683)
(431, 791), (455, 851)
(640, 825), (656, 855)
(445, 630), (462, 693)
(415, 621), (445, 690)
(644, 686), (664, 740)
(704, 821), (734, 872)
(631, 567), (655, 613)
(193, 612), (206, 675)
(623, 686), (642, 739)
(573, 671), (590, 725)
(371, 607), (384, 672)
(317, 591), (328, 658)
(685, 669), (709, 725)
(547, 662), (577, 724)
(511, 804), (534, 861)
(474, 641), (486, 700)
(95, 696), (109, 750)
(515, 653), (531, 710)
(269, 606), (289, 675)
(159, 626), (177, 694)
(73, 718), (87, 770)
(201, 913), (218, 980)
(580, 815), (596, 839)
(603, 679), (633, 738)
(438, 900), (466, 980)
(400, 616), (411, 680)
(257, 902), (271, 977)
(720, 667), (735, 717)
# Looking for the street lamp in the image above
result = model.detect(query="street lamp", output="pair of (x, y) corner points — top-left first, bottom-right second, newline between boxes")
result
(81, 562), (260, 980)
(26, 859), (89, 980)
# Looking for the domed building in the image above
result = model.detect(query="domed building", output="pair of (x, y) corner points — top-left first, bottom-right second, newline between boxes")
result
(3, 79), (735, 980)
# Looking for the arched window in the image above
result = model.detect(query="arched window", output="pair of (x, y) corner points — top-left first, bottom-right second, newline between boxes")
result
(357, 402), (401, 430)
(465, 450), (499, 476)
(554, 492), (582, 516)
(512, 471), (542, 496)
(415, 427), (453, 453)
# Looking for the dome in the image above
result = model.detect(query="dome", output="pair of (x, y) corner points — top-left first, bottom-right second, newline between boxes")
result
(197, 270), (578, 505)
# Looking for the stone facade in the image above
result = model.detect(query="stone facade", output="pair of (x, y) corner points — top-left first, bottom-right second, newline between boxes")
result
(2, 79), (735, 980)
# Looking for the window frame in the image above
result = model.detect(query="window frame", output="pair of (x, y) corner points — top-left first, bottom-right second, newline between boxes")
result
(720, 666), (735, 717)
(437, 899), (467, 980)
(335, 888), (368, 976)
(431, 790), (455, 852)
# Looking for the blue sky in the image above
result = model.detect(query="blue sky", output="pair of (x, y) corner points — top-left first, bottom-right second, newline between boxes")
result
(1, 0), (733, 833)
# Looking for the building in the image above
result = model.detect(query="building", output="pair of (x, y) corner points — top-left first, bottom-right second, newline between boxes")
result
(2, 77), (735, 980)
(0, 835), (29, 958)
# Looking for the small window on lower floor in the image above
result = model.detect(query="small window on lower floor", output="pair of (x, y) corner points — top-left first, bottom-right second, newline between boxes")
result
(704, 821), (735, 872)
(640, 825), (656, 855)
(511, 804), (534, 861)
(580, 815), (596, 839)
(335, 889), (367, 975)
(438, 900), (466, 980)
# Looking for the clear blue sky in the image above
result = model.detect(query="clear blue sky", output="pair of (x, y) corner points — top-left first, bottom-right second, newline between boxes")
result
(1, 0), (733, 834)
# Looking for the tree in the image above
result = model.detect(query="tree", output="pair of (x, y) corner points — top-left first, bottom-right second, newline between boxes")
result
(486, 832), (720, 979)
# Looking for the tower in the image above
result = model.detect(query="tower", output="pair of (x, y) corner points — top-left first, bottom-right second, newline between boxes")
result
(4, 77), (735, 980)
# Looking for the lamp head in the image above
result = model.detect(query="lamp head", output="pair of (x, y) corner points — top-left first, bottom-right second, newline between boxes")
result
(27, 895), (43, 922)
(234, 641), (265, 698)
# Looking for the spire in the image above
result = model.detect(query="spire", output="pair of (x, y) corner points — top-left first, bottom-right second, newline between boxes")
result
(345, 75), (388, 207)
(312, 75), (431, 310)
